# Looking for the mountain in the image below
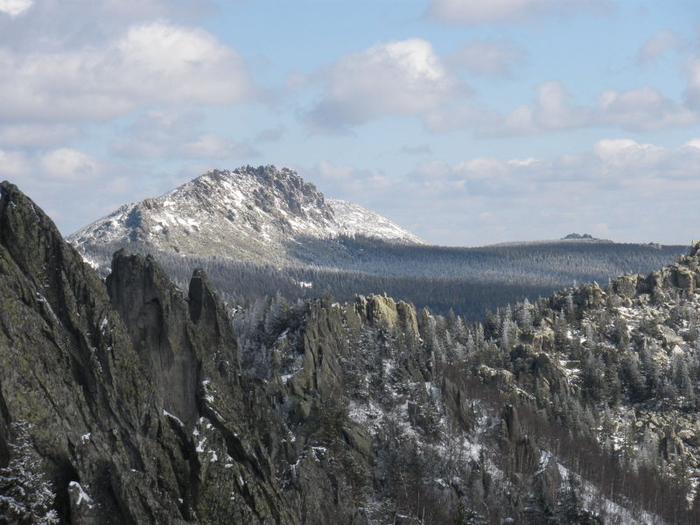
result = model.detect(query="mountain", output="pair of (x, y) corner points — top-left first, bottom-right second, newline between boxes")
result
(68, 165), (423, 268)
(2, 180), (700, 523)
(67, 165), (686, 321)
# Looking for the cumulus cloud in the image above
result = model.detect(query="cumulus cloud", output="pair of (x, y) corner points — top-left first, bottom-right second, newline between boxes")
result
(111, 110), (257, 160)
(180, 134), (257, 159)
(484, 81), (699, 136)
(684, 55), (700, 109)
(0, 124), (78, 147)
(426, 0), (612, 25)
(484, 81), (592, 135)
(597, 87), (698, 130)
(0, 148), (30, 177)
(0, 146), (172, 233)
(636, 29), (687, 66)
(0, 0), (216, 49)
(40, 148), (101, 182)
(448, 39), (527, 76)
(0, 21), (256, 123)
(0, 0), (33, 17)
(306, 38), (470, 133)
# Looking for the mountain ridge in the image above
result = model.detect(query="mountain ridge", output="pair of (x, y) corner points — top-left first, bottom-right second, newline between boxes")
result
(68, 165), (424, 267)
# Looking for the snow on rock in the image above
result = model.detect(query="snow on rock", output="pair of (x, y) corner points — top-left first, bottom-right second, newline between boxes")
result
(163, 410), (185, 428)
(327, 198), (424, 245)
(68, 481), (94, 508)
(67, 165), (424, 268)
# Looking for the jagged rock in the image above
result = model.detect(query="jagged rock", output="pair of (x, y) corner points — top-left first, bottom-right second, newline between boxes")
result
(355, 294), (420, 336)
(441, 376), (474, 432)
(0, 182), (302, 524)
(675, 265), (695, 292)
(573, 282), (605, 311)
(107, 250), (201, 427)
(613, 274), (640, 299)
(661, 426), (685, 459)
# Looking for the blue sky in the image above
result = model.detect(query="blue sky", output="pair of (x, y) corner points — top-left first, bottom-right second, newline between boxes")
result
(1, 0), (700, 246)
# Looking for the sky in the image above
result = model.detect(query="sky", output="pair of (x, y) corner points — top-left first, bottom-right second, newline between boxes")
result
(1, 0), (700, 247)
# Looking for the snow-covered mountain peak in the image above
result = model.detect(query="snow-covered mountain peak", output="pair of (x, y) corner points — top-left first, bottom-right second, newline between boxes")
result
(68, 165), (424, 266)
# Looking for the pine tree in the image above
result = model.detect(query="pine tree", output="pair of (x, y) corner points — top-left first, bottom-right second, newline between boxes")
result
(0, 424), (59, 525)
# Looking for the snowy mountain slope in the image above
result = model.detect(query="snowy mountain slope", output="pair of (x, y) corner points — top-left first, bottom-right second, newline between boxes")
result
(68, 165), (423, 266)
(326, 198), (424, 245)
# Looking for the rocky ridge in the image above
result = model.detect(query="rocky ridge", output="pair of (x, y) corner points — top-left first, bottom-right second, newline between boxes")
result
(68, 166), (423, 269)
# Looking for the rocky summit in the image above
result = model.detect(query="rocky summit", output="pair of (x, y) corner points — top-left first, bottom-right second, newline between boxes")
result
(68, 165), (423, 269)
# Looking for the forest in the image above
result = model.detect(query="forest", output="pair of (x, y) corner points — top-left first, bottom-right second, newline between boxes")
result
(76, 236), (685, 320)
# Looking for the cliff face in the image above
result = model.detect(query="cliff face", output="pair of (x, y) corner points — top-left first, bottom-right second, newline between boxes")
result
(0, 182), (298, 524)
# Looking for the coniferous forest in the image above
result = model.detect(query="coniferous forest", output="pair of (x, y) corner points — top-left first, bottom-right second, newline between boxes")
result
(77, 236), (685, 320)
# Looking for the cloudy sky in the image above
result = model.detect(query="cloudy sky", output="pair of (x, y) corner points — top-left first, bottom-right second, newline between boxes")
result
(1, 0), (699, 246)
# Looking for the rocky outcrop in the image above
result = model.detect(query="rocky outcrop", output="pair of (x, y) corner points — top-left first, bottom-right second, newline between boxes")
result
(0, 181), (299, 524)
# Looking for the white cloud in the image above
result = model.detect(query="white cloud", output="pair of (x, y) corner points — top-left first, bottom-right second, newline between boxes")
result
(684, 55), (700, 108)
(0, 21), (255, 123)
(448, 39), (527, 76)
(306, 38), (470, 132)
(0, 146), (170, 234)
(0, 124), (78, 147)
(0, 149), (30, 177)
(484, 81), (591, 135)
(0, 0), (32, 17)
(483, 82), (698, 136)
(111, 110), (256, 160)
(0, 148), (97, 182)
(533, 81), (591, 129)
(40, 148), (101, 182)
(636, 29), (687, 66)
(181, 134), (256, 159)
(0, 0), (216, 49)
(507, 157), (537, 166)
(426, 0), (612, 25)
(598, 86), (698, 130)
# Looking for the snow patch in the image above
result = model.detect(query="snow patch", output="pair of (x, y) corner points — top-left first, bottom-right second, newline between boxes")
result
(69, 481), (94, 508)
(163, 410), (185, 428)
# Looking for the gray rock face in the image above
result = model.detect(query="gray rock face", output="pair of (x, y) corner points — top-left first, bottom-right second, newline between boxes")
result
(0, 181), (296, 524)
